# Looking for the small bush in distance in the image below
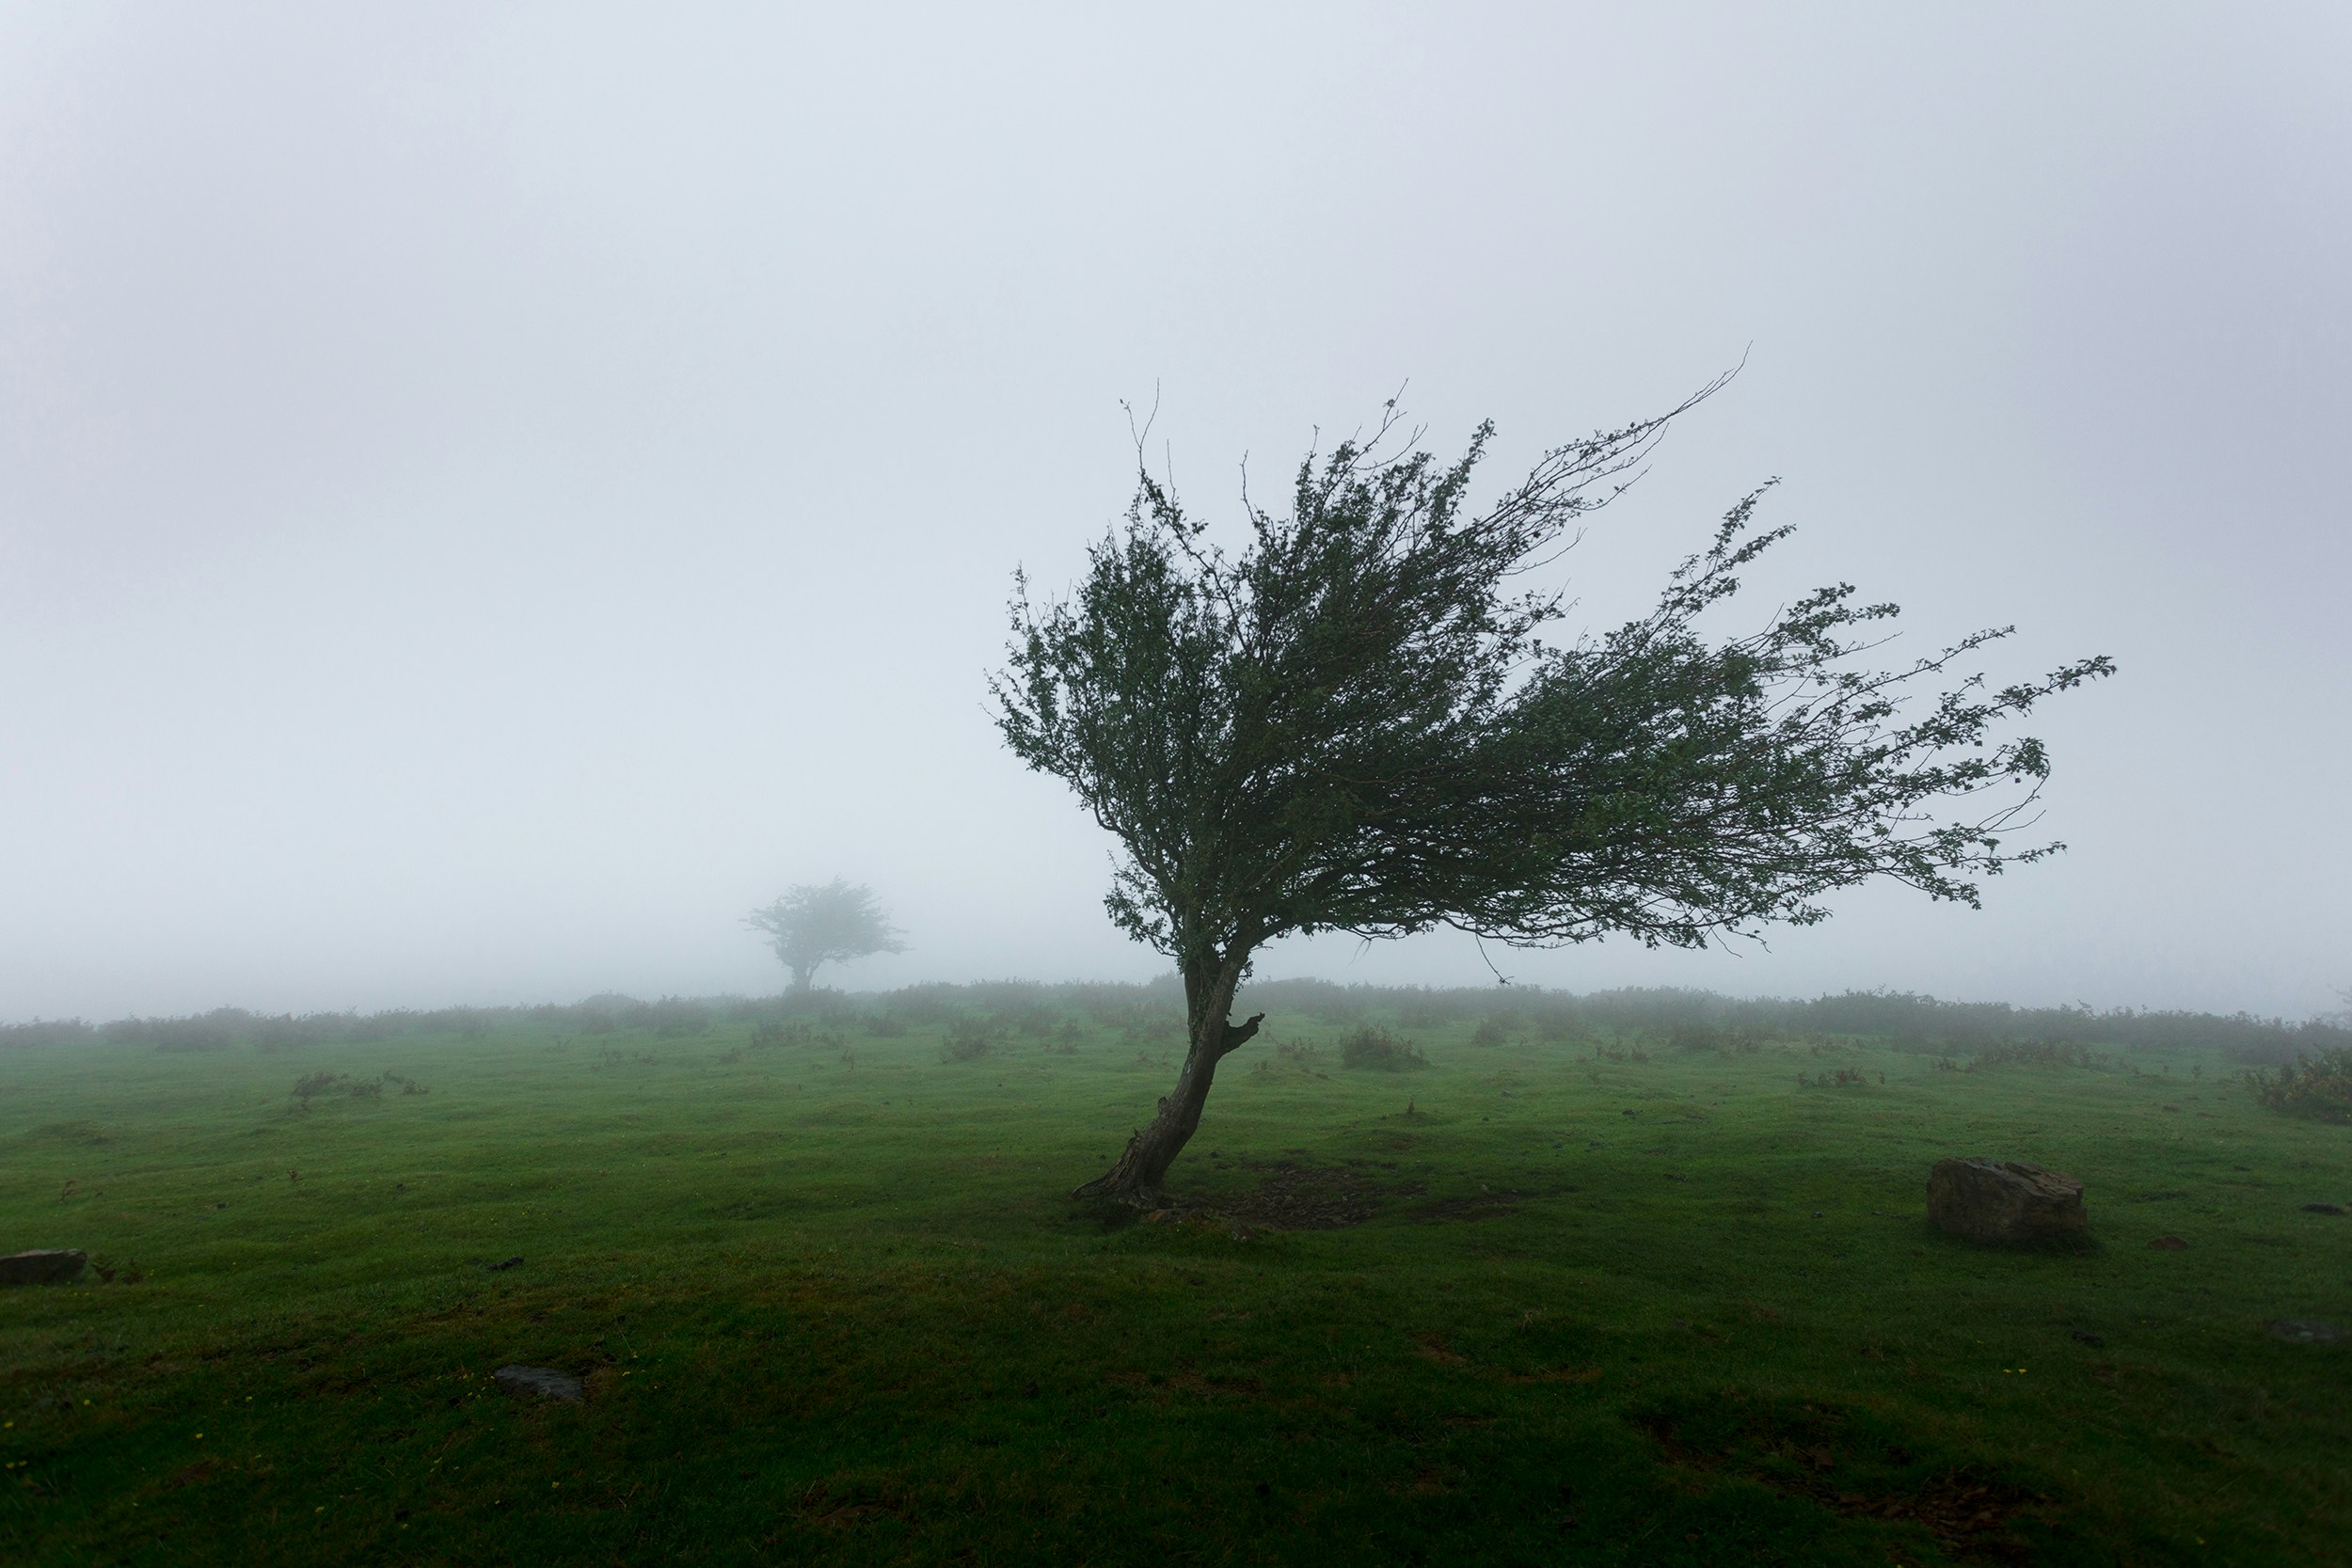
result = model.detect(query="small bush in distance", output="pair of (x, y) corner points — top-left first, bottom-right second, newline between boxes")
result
(649, 997), (713, 1037)
(1470, 1015), (1517, 1046)
(1667, 1020), (1724, 1052)
(291, 1072), (384, 1108)
(1340, 1027), (1426, 1071)
(941, 1016), (1001, 1062)
(2248, 1050), (2352, 1124)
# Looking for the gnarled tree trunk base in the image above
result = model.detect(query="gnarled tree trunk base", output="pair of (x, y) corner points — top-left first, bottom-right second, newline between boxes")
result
(1073, 999), (1263, 1205)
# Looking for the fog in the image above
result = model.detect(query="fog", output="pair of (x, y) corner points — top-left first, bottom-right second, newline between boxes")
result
(2, 4), (2346, 1022)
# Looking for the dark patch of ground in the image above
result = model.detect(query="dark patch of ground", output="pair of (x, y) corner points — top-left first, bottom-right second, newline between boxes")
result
(1213, 1160), (1414, 1228)
(1632, 1395), (2060, 1564)
(1405, 1188), (1532, 1223)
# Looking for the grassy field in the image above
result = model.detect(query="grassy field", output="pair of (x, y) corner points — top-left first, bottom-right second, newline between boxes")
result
(2, 993), (2347, 1566)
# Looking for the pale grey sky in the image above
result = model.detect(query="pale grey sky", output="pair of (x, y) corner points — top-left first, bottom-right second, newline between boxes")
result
(2, 3), (2345, 1021)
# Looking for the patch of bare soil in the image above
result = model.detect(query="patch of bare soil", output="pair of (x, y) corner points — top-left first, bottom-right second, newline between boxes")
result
(1633, 1402), (2050, 1564)
(796, 1475), (914, 1529)
(1827, 1471), (2045, 1562)
(1105, 1369), (1266, 1399)
(1149, 1161), (1546, 1231)
(163, 1459), (217, 1489)
(1406, 1188), (1532, 1223)
(1209, 1160), (1418, 1229)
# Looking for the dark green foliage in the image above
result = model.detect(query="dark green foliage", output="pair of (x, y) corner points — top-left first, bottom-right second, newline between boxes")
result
(1339, 1026), (1425, 1070)
(994, 395), (2110, 971)
(2248, 1049), (2352, 1123)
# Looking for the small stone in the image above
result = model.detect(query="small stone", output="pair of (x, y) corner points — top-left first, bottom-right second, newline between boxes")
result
(1926, 1159), (2087, 1246)
(493, 1365), (583, 1402)
(0, 1249), (87, 1286)
(2071, 1329), (2105, 1347)
(2299, 1203), (2345, 1216)
(2148, 1235), (2187, 1250)
(485, 1256), (522, 1272)
(2268, 1320), (2345, 1344)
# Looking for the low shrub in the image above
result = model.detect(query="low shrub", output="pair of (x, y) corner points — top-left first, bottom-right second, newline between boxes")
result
(1340, 1027), (1426, 1071)
(292, 1072), (383, 1108)
(2248, 1050), (2352, 1124)
(940, 1016), (1002, 1062)
(648, 998), (714, 1037)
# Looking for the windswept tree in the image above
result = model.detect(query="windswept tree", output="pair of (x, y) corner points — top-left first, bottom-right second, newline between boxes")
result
(745, 879), (906, 992)
(993, 389), (2112, 1204)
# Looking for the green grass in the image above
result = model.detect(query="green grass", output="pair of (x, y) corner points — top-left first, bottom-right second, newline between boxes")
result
(2, 1009), (2347, 1565)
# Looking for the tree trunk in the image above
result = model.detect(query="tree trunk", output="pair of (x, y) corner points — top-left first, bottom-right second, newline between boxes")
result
(789, 961), (816, 993)
(1073, 952), (1263, 1205)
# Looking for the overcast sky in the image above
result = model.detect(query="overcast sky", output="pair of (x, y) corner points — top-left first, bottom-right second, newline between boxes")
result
(2, 3), (2346, 1022)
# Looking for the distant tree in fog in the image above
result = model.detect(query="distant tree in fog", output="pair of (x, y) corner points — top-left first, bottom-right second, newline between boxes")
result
(994, 386), (2112, 1204)
(745, 880), (906, 992)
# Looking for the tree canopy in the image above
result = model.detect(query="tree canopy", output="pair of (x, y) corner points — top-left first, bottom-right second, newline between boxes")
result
(993, 390), (2111, 1201)
(744, 879), (906, 992)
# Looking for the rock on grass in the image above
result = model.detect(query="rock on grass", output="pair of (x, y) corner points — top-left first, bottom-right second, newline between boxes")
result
(0, 1249), (87, 1286)
(1926, 1159), (2087, 1246)
(494, 1365), (584, 1402)
(2268, 1320), (2345, 1344)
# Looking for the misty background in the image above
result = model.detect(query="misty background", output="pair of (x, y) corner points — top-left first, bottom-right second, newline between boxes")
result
(2, 3), (2345, 1022)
